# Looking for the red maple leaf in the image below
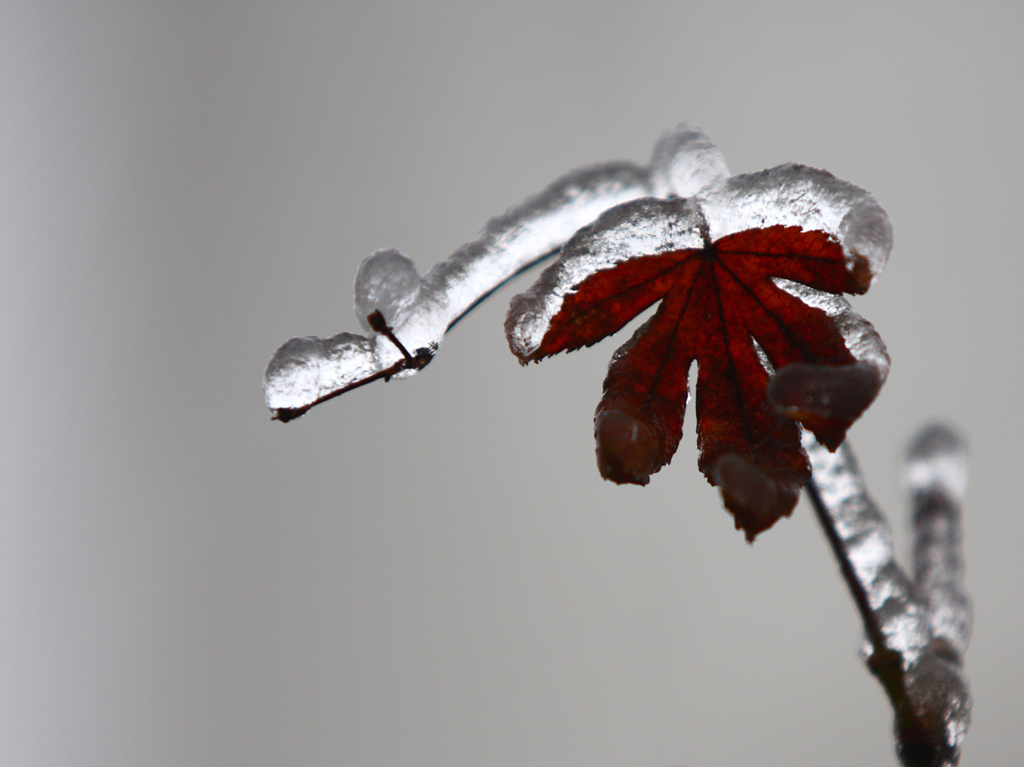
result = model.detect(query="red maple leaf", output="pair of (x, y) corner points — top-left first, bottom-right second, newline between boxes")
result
(506, 166), (891, 540)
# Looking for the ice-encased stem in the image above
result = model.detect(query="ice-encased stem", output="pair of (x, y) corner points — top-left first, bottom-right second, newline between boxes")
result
(264, 124), (730, 420)
(904, 425), (971, 661)
(804, 430), (971, 767)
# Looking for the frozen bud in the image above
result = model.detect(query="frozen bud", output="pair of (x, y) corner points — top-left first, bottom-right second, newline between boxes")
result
(648, 123), (730, 199)
(355, 248), (423, 332)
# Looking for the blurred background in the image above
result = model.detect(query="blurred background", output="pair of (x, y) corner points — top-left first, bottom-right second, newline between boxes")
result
(2, 3), (1021, 765)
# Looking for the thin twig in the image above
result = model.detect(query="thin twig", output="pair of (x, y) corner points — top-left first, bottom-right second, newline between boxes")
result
(804, 429), (971, 767)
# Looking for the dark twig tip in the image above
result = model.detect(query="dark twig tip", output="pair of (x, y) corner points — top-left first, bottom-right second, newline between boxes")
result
(367, 309), (417, 365)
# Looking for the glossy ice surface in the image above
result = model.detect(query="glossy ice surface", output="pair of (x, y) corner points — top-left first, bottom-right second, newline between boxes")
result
(264, 125), (716, 417)
(806, 431), (972, 764)
(265, 124), (892, 422)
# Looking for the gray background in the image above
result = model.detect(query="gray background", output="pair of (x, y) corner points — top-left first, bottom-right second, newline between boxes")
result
(2, 3), (1021, 765)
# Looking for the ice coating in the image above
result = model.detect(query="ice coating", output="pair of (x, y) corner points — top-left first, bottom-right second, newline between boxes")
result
(265, 123), (893, 421)
(265, 123), (725, 418)
(426, 162), (648, 323)
(506, 163), (893, 366)
(697, 164), (893, 290)
(806, 433), (972, 764)
(772, 278), (890, 380)
(505, 197), (706, 360)
(500, 141), (895, 538)
(805, 431), (931, 666)
(262, 333), (399, 413)
(904, 424), (972, 661)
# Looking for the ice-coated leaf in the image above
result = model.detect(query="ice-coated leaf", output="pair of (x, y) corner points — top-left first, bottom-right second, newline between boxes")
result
(697, 163), (892, 290)
(264, 124), (728, 420)
(506, 162), (891, 540)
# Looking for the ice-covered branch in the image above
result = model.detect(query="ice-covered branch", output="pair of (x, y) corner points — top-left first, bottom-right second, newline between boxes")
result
(264, 124), (727, 421)
(805, 429), (971, 767)
(260, 119), (973, 763)
(904, 425), (971, 662)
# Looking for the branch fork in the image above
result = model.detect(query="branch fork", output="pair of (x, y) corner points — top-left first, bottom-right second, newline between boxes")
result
(806, 426), (971, 767)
